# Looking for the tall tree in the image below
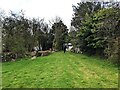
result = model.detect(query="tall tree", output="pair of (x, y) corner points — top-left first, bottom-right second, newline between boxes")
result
(71, 2), (101, 29)
(52, 20), (68, 51)
(93, 7), (120, 61)
(71, 2), (102, 54)
(71, 1), (120, 64)
(2, 11), (32, 58)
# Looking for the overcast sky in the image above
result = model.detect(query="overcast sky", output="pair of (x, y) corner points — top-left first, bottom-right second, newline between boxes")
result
(0, 0), (119, 28)
(0, 0), (81, 28)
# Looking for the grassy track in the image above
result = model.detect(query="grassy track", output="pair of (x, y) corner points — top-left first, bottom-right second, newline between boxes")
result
(2, 52), (118, 88)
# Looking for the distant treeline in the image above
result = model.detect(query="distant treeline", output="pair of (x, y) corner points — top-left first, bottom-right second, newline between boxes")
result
(0, 10), (68, 61)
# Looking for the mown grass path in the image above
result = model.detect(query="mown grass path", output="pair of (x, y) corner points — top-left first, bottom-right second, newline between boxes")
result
(2, 52), (118, 88)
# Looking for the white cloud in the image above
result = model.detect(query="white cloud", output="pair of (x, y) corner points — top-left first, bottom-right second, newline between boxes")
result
(1, 0), (119, 28)
(0, 0), (80, 28)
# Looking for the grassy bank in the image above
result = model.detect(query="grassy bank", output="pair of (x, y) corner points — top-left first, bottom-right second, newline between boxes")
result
(2, 52), (118, 88)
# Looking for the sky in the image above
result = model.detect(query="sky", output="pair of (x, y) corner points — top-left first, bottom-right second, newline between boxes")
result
(0, 0), (81, 28)
(0, 0), (119, 28)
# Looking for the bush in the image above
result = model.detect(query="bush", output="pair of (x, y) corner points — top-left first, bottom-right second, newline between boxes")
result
(2, 52), (16, 62)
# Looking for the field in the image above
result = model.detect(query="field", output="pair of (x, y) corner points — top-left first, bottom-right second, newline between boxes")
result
(2, 52), (118, 88)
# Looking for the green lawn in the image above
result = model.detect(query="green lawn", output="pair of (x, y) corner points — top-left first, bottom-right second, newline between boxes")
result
(2, 52), (118, 88)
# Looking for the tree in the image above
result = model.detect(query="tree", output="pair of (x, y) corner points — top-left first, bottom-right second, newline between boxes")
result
(0, 9), (5, 57)
(52, 19), (68, 51)
(71, 2), (102, 54)
(93, 7), (120, 62)
(69, 26), (78, 48)
(71, 1), (120, 64)
(71, 2), (101, 29)
(1, 10), (53, 61)
(2, 11), (32, 58)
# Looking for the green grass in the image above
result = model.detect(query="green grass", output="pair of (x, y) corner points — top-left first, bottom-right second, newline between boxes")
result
(2, 51), (118, 88)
